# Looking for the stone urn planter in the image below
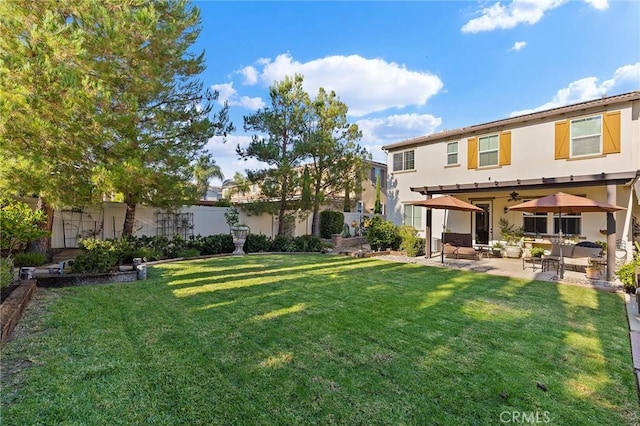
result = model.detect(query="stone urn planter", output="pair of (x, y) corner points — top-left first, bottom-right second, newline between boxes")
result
(504, 245), (522, 258)
(231, 225), (250, 255)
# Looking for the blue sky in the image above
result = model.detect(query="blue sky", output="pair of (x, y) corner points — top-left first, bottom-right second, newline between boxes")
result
(193, 0), (640, 184)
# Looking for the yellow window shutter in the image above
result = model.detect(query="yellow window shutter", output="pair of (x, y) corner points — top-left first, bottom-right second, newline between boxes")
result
(499, 131), (511, 165)
(603, 111), (621, 154)
(467, 137), (478, 169)
(554, 120), (569, 159)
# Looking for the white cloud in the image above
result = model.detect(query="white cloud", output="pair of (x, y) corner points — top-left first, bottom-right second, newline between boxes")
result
(204, 134), (256, 180)
(239, 66), (258, 85)
(242, 53), (443, 117)
(356, 114), (442, 145)
(211, 83), (236, 104)
(462, 0), (566, 33)
(509, 62), (640, 116)
(210, 82), (265, 111)
(509, 41), (527, 51)
(461, 0), (609, 34)
(584, 0), (609, 10)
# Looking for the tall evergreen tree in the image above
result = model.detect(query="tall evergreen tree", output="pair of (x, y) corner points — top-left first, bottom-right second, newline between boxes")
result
(1, 0), (232, 245)
(374, 175), (382, 214)
(303, 88), (368, 236)
(90, 0), (233, 235)
(238, 75), (309, 236)
(0, 0), (123, 253)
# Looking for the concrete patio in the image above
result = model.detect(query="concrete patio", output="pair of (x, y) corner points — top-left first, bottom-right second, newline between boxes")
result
(382, 252), (622, 291)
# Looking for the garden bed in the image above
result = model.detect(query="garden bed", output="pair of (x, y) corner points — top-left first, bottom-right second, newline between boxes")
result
(36, 270), (138, 288)
(1, 280), (36, 344)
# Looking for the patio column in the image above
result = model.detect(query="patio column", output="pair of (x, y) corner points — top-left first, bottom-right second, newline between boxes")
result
(425, 194), (432, 258)
(606, 184), (616, 281)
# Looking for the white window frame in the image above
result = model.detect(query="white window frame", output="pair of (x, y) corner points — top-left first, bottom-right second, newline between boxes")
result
(446, 142), (458, 165)
(403, 204), (422, 230)
(521, 200), (548, 234)
(478, 134), (499, 167)
(570, 115), (602, 158)
(554, 212), (582, 236)
(393, 150), (415, 172)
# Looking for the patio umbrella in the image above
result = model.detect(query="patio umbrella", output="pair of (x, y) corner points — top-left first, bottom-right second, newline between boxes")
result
(507, 192), (625, 278)
(408, 195), (484, 260)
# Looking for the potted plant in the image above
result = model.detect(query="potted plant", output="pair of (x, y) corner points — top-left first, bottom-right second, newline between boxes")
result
(491, 241), (504, 257)
(225, 206), (249, 255)
(585, 259), (603, 280)
(499, 218), (524, 258)
(530, 247), (545, 258)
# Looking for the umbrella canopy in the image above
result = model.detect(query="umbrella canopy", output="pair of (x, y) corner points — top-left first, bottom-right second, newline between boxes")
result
(507, 192), (625, 214)
(507, 192), (625, 279)
(408, 195), (484, 212)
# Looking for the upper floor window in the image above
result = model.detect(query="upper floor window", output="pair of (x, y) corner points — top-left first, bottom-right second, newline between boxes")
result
(478, 135), (499, 167)
(393, 150), (415, 172)
(447, 142), (458, 165)
(371, 167), (386, 188)
(555, 112), (619, 160)
(571, 115), (602, 157)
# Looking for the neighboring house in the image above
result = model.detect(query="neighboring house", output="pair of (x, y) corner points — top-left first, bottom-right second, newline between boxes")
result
(382, 91), (640, 271)
(222, 160), (388, 215)
(202, 186), (223, 201)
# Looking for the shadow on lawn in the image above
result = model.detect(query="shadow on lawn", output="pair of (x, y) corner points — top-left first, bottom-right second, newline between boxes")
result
(147, 254), (637, 424)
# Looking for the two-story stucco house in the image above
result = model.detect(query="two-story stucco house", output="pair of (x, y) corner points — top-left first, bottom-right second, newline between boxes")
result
(383, 91), (640, 279)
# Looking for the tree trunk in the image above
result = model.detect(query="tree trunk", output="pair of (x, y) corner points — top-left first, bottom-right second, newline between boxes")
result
(26, 197), (54, 258)
(122, 194), (137, 237)
(311, 203), (321, 237)
(277, 196), (287, 236)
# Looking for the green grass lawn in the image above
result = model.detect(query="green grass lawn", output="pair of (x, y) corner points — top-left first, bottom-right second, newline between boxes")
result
(1, 254), (638, 425)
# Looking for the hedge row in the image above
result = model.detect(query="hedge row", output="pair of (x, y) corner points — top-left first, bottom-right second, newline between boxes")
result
(71, 233), (325, 274)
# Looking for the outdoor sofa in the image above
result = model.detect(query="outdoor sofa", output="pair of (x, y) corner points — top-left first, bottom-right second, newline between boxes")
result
(541, 242), (603, 272)
(441, 232), (478, 262)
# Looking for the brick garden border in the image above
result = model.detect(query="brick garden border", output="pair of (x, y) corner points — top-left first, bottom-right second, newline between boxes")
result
(1, 280), (36, 344)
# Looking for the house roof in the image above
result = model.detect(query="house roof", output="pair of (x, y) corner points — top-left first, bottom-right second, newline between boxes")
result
(382, 91), (640, 152)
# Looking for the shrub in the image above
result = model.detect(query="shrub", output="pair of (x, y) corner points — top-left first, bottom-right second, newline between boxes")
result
(293, 235), (322, 252)
(176, 248), (201, 258)
(320, 211), (344, 239)
(245, 233), (271, 253)
(398, 225), (424, 257)
(271, 235), (295, 252)
(193, 234), (234, 255)
(13, 251), (48, 267)
(404, 237), (426, 257)
(616, 242), (640, 292)
(366, 216), (400, 251)
(71, 239), (121, 273)
(0, 197), (48, 254)
(0, 257), (14, 289)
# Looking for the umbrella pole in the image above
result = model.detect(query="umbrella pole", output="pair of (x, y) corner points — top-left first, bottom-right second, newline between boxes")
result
(559, 209), (564, 279)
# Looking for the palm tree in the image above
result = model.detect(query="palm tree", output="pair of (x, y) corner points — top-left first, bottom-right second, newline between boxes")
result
(194, 154), (224, 199)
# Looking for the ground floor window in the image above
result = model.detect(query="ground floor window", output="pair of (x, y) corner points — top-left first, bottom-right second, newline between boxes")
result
(403, 205), (422, 230)
(554, 213), (581, 235)
(522, 211), (547, 234)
